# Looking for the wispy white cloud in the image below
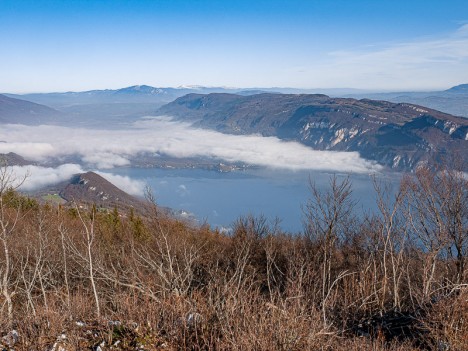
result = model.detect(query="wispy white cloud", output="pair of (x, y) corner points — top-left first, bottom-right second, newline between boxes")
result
(299, 24), (468, 90)
(455, 23), (468, 37)
(0, 118), (380, 173)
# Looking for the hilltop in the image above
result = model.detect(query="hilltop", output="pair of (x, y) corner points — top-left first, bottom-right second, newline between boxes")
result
(35, 171), (186, 220)
(0, 152), (32, 166)
(33, 171), (145, 212)
(56, 171), (145, 211)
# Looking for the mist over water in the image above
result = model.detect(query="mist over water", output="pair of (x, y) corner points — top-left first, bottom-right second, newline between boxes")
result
(0, 117), (380, 172)
(1, 116), (395, 232)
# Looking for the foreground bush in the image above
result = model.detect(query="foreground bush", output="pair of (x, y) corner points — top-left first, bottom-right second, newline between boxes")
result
(0, 164), (466, 350)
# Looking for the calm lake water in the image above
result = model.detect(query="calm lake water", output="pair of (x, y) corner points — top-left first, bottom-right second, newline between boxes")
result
(106, 167), (401, 233)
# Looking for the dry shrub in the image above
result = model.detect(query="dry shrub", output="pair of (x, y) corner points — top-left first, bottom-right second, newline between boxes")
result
(0, 164), (467, 350)
(423, 288), (468, 351)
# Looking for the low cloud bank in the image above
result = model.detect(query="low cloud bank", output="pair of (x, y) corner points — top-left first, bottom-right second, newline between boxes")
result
(0, 118), (381, 173)
(95, 171), (146, 196)
(10, 164), (84, 191)
(6, 164), (146, 195)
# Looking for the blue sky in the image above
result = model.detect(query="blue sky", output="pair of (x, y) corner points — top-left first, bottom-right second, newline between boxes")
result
(1, 0), (468, 93)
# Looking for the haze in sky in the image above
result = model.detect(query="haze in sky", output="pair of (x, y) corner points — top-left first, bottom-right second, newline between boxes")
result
(1, 0), (468, 93)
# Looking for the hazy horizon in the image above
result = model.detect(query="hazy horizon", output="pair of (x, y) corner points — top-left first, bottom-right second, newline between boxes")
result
(1, 0), (468, 93)
(3, 83), (463, 96)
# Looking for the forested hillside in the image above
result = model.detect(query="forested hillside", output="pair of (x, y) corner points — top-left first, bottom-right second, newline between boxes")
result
(0, 163), (466, 350)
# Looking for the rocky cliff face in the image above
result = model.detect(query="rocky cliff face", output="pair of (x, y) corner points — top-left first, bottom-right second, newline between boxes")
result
(158, 93), (468, 170)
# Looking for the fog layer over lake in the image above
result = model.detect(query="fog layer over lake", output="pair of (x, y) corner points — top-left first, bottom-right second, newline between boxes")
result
(1, 116), (396, 232)
(0, 117), (380, 172)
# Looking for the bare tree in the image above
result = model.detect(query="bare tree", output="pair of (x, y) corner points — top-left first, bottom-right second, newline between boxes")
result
(69, 203), (101, 318)
(401, 164), (468, 301)
(372, 176), (409, 310)
(0, 163), (28, 326)
(303, 175), (356, 327)
(57, 206), (71, 309)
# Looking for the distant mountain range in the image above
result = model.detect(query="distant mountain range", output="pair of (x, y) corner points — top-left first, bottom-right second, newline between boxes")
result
(158, 93), (468, 170)
(3, 85), (366, 109)
(346, 84), (468, 118)
(2, 84), (467, 171)
(4, 85), (252, 109)
(5, 83), (468, 121)
(0, 94), (62, 124)
(3, 85), (277, 124)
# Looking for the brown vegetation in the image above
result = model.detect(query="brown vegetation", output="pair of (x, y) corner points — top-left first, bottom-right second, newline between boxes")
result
(0, 164), (466, 350)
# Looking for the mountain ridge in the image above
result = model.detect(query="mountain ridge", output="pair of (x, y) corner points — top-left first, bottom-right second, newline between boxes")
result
(445, 83), (468, 93)
(0, 152), (32, 166)
(345, 83), (468, 117)
(6, 82), (467, 117)
(0, 94), (62, 124)
(158, 93), (468, 171)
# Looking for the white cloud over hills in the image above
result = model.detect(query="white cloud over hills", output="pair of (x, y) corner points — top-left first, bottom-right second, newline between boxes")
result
(0, 118), (379, 173)
(8, 164), (145, 196)
(0, 117), (380, 175)
(9, 164), (83, 192)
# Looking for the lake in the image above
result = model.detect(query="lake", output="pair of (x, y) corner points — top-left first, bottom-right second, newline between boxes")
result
(105, 167), (401, 233)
